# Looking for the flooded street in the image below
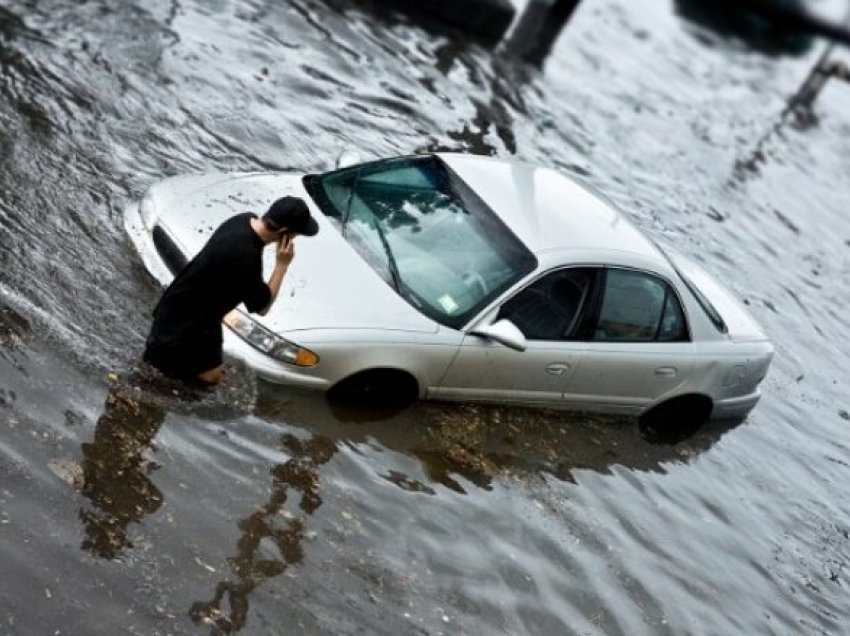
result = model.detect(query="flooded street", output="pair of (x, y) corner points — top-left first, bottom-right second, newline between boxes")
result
(1, 0), (849, 633)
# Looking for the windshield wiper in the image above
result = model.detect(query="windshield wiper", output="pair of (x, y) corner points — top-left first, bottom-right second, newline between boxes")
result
(341, 168), (362, 235)
(370, 217), (403, 294)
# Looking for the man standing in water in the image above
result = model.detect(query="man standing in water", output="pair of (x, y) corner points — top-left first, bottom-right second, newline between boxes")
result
(143, 196), (319, 387)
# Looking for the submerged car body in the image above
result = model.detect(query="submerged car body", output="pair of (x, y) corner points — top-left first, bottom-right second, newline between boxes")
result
(124, 153), (773, 420)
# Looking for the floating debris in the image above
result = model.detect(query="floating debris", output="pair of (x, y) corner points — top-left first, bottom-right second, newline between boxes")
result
(47, 458), (85, 491)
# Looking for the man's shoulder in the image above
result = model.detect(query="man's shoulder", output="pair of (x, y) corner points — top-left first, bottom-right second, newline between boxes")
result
(219, 211), (256, 228)
(212, 212), (257, 239)
(205, 213), (263, 261)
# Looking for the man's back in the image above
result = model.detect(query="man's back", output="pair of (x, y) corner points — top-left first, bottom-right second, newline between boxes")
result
(152, 212), (271, 335)
(142, 195), (316, 385)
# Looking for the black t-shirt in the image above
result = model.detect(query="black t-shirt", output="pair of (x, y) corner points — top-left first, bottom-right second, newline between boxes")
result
(148, 212), (271, 344)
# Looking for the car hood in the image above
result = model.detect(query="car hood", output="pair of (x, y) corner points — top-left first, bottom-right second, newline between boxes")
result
(147, 173), (439, 335)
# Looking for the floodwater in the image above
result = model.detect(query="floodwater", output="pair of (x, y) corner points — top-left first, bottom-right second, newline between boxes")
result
(1, 0), (849, 633)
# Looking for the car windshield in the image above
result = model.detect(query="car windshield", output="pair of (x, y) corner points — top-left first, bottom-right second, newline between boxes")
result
(305, 155), (537, 329)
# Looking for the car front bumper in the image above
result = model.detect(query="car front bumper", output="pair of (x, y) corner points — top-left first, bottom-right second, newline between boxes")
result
(221, 328), (331, 389)
(124, 201), (175, 286)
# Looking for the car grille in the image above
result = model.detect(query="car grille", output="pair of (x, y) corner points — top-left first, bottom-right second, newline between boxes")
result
(152, 225), (188, 275)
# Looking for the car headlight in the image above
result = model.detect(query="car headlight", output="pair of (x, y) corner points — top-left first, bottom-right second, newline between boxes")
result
(223, 310), (319, 367)
(139, 190), (158, 231)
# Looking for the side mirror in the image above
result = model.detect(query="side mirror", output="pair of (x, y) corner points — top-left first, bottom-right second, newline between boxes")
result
(335, 150), (362, 169)
(469, 319), (527, 352)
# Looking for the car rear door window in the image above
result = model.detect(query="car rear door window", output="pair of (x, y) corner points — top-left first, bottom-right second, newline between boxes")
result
(593, 269), (687, 342)
(498, 268), (594, 341)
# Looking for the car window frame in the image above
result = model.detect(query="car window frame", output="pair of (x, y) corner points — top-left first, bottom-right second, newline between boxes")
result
(492, 266), (600, 343)
(586, 266), (692, 344)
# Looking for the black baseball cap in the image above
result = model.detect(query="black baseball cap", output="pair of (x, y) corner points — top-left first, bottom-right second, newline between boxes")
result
(262, 196), (319, 236)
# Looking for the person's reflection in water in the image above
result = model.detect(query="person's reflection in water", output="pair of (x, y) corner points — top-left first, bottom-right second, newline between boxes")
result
(78, 386), (166, 559)
(190, 433), (336, 633)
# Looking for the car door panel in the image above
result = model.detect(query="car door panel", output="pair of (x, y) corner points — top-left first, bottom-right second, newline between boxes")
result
(563, 342), (696, 413)
(435, 336), (586, 406)
(561, 267), (696, 413)
(436, 267), (596, 406)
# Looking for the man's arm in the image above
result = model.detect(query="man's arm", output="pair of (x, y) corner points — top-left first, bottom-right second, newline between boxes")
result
(257, 235), (295, 316)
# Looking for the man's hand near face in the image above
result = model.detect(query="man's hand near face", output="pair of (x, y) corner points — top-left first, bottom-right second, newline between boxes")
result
(277, 232), (296, 266)
(259, 232), (296, 316)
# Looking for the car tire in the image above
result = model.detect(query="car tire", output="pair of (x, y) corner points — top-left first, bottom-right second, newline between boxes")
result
(328, 369), (419, 405)
(638, 394), (713, 444)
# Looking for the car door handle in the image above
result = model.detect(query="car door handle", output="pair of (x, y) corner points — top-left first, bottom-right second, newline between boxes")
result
(546, 363), (571, 376)
(655, 367), (677, 378)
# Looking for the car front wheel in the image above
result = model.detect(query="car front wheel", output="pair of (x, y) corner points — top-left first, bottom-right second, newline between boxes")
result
(328, 369), (419, 404)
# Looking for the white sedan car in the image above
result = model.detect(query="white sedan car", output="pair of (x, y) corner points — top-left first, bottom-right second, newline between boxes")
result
(125, 153), (773, 424)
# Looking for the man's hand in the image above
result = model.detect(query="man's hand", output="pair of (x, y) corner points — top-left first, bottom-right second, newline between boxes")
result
(276, 233), (295, 266)
(260, 233), (295, 316)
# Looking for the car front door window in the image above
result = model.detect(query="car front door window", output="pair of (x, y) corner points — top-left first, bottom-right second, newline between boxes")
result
(498, 268), (594, 341)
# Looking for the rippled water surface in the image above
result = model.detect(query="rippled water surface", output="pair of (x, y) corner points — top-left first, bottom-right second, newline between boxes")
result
(1, 0), (849, 633)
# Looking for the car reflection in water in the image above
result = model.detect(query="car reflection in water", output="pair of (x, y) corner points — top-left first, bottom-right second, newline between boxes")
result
(187, 385), (746, 632)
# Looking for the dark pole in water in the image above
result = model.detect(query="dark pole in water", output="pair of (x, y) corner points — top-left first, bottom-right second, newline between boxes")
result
(500, 0), (583, 64)
(788, 54), (850, 115)
(732, 0), (850, 47)
(734, 11), (850, 179)
(500, 0), (850, 66)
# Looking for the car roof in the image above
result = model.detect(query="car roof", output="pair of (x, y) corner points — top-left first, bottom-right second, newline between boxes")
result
(437, 153), (665, 263)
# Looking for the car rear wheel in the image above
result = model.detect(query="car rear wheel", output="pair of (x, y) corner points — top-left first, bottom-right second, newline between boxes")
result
(638, 394), (713, 444)
(328, 369), (419, 404)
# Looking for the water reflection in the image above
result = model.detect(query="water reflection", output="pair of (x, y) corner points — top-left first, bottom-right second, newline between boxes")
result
(419, 51), (528, 155)
(78, 385), (166, 559)
(189, 432), (336, 633)
(733, 43), (845, 180)
(395, 32), (537, 157)
(182, 388), (743, 632)
(0, 300), (29, 372)
(269, 388), (744, 491)
(675, 0), (814, 55)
